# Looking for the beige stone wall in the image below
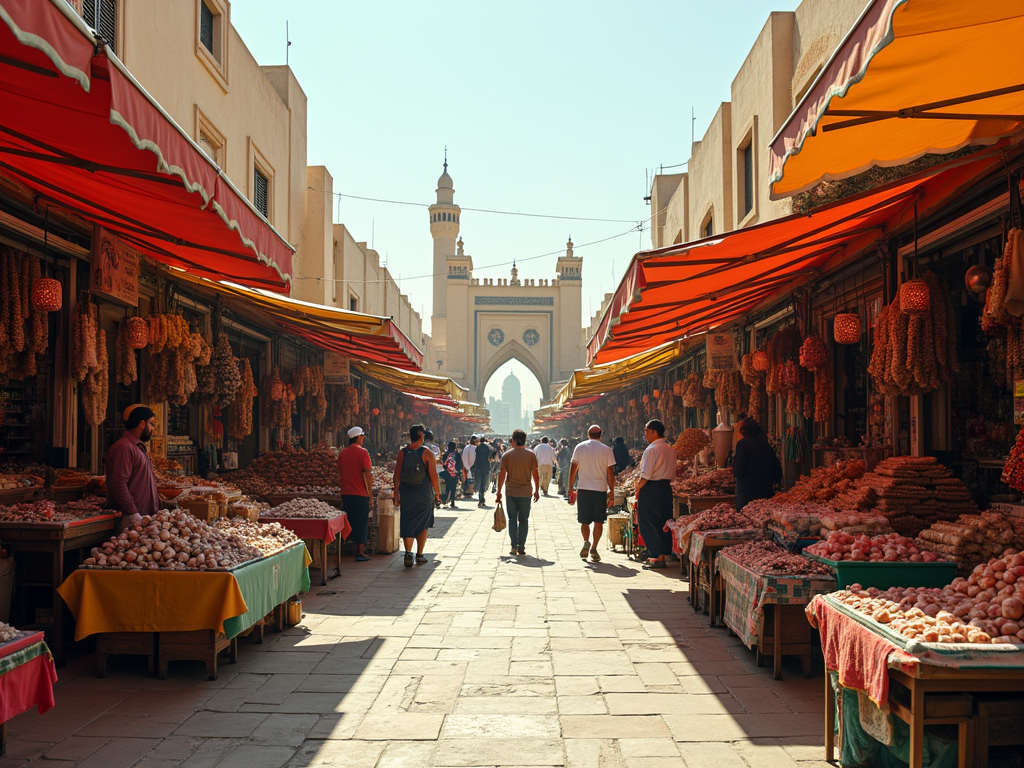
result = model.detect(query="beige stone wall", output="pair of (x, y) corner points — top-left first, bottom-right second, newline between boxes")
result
(647, 0), (868, 251)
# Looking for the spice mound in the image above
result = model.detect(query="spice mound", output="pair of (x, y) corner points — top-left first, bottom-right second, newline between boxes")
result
(82, 510), (263, 571)
(262, 498), (340, 519)
(721, 540), (833, 578)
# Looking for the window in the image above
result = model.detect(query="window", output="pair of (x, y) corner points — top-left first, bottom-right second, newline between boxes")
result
(349, 295), (359, 312)
(703, 216), (713, 238)
(82, 0), (117, 53)
(200, 1), (215, 55)
(742, 142), (754, 217)
(253, 166), (269, 218)
(195, 108), (225, 168)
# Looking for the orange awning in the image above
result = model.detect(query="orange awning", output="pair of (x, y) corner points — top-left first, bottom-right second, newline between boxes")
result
(768, 0), (1024, 199)
(589, 152), (1002, 365)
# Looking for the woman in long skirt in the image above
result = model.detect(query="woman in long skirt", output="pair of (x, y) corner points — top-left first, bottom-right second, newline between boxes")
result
(393, 424), (442, 568)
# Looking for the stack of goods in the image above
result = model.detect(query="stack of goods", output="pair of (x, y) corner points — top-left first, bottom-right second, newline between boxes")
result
(371, 466), (394, 495)
(673, 428), (709, 459)
(829, 456), (977, 537)
(867, 272), (959, 396)
(82, 510), (263, 570)
(817, 512), (891, 535)
(676, 469), (735, 497)
(721, 539), (833, 578)
(773, 459), (866, 504)
(230, 445), (340, 498)
(0, 246), (49, 380)
(151, 457), (182, 473)
(211, 517), (299, 555)
(263, 498), (340, 519)
(834, 550), (1024, 644)
(0, 471), (41, 490)
(271, 485), (341, 496)
(53, 469), (90, 487)
(0, 498), (115, 523)
(678, 502), (763, 533)
(805, 532), (948, 563)
(916, 513), (1024, 574)
(749, 499), (829, 539)
(0, 621), (21, 643)
(615, 465), (641, 496)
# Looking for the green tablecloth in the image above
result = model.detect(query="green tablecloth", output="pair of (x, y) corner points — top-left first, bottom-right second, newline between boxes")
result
(222, 543), (310, 639)
(718, 551), (834, 649)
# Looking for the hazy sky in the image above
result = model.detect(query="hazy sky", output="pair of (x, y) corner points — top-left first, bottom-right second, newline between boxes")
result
(231, 0), (800, 411)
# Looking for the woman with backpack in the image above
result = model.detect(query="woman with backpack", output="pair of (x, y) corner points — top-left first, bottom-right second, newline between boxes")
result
(393, 424), (442, 568)
(440, 441), (463, 509)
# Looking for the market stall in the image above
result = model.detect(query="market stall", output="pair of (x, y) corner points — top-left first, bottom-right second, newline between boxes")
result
(0, 627), (56, 759)
(717, 540), (835, 679)
(259, 498), (352, 587)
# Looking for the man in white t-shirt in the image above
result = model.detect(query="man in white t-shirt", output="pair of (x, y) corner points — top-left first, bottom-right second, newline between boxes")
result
(461, 436), (478, 497)
(568, 424), (616, 563)
(534, 436), (556, 495)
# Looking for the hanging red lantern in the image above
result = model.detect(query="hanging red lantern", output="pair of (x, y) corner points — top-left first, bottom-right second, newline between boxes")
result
(30, 277), (62, 312)
(642, 394), (650, 404)
(125, 316), (149, 349)
(372, 407), (380, 416)
(899, 278), (930, 314)
(833, 313), (861, 345)
(652, 389), (661, 399)
(617, 406), (625, 414)
(752, 350), (769, 371)
(397, 411), (405, 419)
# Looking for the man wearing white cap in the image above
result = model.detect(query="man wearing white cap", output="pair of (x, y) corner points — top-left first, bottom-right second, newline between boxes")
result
(338, 426), (373, 561)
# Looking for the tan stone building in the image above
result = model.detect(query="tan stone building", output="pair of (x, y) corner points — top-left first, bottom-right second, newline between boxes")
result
(649, 0), (868, 248)
(75, 0), (425, 349)
(428, 165), (585, 402)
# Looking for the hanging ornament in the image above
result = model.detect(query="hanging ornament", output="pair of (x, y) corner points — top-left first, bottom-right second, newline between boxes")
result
(833, 313), (861, 345)
(31, 277), (62, 312)
(900, 278), (930, 314)
(372, 407), (380, 416)
(752, 349), (769, 371)
(125, 316), (149, 349)
(964, 264), (993, 294)
(652, 389), (661, 399)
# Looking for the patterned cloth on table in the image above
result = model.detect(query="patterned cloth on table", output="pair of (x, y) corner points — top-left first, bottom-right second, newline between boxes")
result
(688, 528), (763, 566)
(717, 552), (834, 649)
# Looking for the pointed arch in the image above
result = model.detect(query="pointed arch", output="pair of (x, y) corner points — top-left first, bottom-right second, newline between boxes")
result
(476, 339), (547, 403)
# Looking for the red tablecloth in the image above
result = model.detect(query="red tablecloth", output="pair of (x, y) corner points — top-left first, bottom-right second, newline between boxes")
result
(260, 513), (352, 543)
(0, 641), (57, 722)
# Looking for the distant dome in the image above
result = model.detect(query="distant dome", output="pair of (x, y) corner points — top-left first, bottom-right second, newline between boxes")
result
(437, 166), (453, 190)
(503, 370), (521, 391)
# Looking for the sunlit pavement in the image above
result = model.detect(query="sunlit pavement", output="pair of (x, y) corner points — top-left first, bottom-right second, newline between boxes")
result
(0, 493), (830, 768)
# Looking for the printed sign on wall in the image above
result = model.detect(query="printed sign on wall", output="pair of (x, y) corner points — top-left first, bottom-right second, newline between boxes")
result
(90, 227), (140, 307)
(705, 332), (738, 371)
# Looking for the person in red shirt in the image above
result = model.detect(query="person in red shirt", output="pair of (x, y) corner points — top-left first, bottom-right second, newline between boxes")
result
(337, 426), (374, 561)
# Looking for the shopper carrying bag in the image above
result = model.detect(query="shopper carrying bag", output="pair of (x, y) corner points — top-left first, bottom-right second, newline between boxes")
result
(492, 499), (507, 532)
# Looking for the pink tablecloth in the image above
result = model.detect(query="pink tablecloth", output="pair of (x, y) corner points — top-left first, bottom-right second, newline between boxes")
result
(260, 513), (352, 543)
(0, 642), (57, 723)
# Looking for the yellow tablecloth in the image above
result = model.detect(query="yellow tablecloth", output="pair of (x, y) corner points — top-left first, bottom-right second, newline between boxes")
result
(58, 569), (248, 641)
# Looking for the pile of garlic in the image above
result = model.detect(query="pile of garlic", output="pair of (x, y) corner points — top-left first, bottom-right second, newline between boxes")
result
(262, 498), (340, 519)
(0, 621), (21, 643)
(83, 510), (262, 571)
(212, 517), (300, 555)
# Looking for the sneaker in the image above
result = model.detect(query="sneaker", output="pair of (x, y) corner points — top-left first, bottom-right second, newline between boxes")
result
(517, 547), (526, 556)
(403, 553), (413, 568)
(355, 553), (371, 562)
(510, 547), (518, 556)
(580, 541), (591, 559)
(416, 554), (428, 565)
(590, 550), (601, 562)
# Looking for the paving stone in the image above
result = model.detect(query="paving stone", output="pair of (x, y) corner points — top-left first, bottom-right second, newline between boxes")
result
(288, 739), (385, 767)
(353, 712), (445, 740)
(564, 738), (626, 768)
(76, 737), (161, 768)
(43, 736), (109, 761)
(433, 738), (565, 766)
(605, 693), (743, 716)
(454, 697), (558, 714)
(175, 712), (268, 738)
(560, 715), (671, 739)
(617, 738), (680, 758)
(557, 695), (609, 715)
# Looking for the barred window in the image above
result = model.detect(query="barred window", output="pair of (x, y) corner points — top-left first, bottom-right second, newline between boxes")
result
(82, 0), (117, 53)
(200, 2), (215, 55)
(253, 166), (269, 218)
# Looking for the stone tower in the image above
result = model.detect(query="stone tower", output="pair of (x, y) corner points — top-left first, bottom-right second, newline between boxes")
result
(428, 157), (459, 364)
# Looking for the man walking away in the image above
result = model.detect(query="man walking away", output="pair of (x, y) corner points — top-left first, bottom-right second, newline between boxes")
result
(440, 441), (463, 509)
(568, 424), (616, 563)
(635, 419), (676, 569)
(461, 436), (478, 498)
(534, 436), (555, 496)
(337, 426), (374, 561)
(556, 439), (571, 497)
(474, 437), (492, 507)
(496, 429), (539, 556)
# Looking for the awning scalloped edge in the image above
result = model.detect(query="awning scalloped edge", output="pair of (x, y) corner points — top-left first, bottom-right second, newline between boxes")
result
(0, 2), (90, 92)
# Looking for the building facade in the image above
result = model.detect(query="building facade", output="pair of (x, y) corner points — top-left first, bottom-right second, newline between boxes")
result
(429, 166), (586, 403)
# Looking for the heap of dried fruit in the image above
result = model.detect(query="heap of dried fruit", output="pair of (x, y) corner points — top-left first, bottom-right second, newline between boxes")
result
(674, 428), (709, 459)
(212, 517), (300, 555)
(721, 539), (834, 578)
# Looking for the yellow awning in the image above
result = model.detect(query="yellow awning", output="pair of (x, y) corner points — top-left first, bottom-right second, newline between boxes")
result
(353, 361), (468, 403)
(554, 338), (697, 407)
(769, 0), (1024, 199)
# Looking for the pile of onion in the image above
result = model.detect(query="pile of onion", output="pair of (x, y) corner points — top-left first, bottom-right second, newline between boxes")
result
(806, 531), (946, 562)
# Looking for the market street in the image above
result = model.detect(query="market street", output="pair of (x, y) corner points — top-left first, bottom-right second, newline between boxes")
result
(0, 494), (827, 768)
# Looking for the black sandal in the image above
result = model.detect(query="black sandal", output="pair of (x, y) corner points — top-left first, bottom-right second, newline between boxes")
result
(416, 554), (428, 564)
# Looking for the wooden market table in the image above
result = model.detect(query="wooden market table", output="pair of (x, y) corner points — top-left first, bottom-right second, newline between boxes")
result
(57, 541), (311, 679)
(809, 593), (1024, 768)
(687, 494), (736, 514)
(717, 550), (834, 680)
(0, 514), (119, 666)
(258, 513), (352, 586)
(0, 632), (57, 758)
(686, 528), (763, 625)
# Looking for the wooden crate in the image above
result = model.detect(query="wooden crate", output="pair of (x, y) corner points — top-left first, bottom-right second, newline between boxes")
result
(95, 632), (156, 677)
(226, 505), (260, 522)
(178, 498), (219, 521)
(158, 629), (235, 680)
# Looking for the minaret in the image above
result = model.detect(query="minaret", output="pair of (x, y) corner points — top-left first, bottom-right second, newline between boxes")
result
(429, 153), (460, 327)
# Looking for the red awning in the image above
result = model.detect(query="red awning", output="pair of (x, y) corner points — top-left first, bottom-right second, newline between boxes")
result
(0, 0), (293, 291)
(589, 151), (1003, 364)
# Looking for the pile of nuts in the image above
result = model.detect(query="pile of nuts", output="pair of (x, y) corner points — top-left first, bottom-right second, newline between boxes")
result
(806, 532), (948, 563)
(82, 510), (263, 571)
(0, 499), (115, 523)
(231, 445), (341, 497)
(212, 518), (300, 555)
(677, 469), (736, 497)
(681, 503), (758, 533)
(721, 539), (834, 578)
(272, 485), (341, 496)
(262, 498), (340, 519)
(0, 621), (21, 643)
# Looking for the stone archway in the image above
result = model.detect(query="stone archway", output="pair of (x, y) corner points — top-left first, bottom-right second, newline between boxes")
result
(475, 339), (547, 405)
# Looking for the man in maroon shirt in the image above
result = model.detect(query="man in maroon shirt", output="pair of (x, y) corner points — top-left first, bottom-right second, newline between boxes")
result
(105, 404), (159, 532)
(337, 426), (373, 561)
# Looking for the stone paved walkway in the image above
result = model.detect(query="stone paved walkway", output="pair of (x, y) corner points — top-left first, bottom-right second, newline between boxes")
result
(1, 494), (829, 768)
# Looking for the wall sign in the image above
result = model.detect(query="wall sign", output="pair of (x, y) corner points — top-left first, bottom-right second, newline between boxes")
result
(90, 227), (140, 307)
(324, 352), (351, 382)
(705, 332), (738, 371)
(1015, 380), (1024, 425)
